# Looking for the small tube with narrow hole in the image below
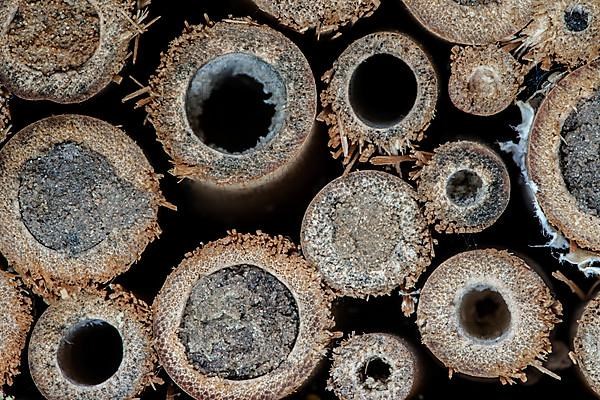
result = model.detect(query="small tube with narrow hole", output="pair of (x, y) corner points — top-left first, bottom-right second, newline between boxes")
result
(417, 140), (511, 234)
(147, 20), (318, 220)
(0, 115), (164, 302)
(249, 0), (381, 35)
(28, 288), (157, 400)
(301, 170), (432, 301)
(526, 60), (600, 265)
(449, 45), (525, 116)
(0, 0), (144, 103)
(321, 31), (438, 165)
(0, 271), (32, 387)
(417, 249), (562, 383)
(153, 232), (334, 400)
(399, 0), (534, 45)
(523, 0), (599, 69)
(328, 333), (423, 400)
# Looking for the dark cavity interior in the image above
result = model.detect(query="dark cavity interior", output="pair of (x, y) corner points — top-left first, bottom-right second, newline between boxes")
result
(446, 169), (484, 206)
(564, 5), (590, 32)
(459, 287), (511, 341)
(560, 91), (600, 217)
(361, 357), (392, 385)
(349, 54), (418, 128)
(18, 142), (152, 256)
(178, 264), (300, 380)
(57, 319), (123, 386)
(186, 53), (287, 154)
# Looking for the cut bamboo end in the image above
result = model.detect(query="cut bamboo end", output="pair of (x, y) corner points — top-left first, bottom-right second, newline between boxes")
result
(523, 0), (600, 70)
(573, 291), (600, 397)
(449, 45), (524, 116)
(327, 333), (423, 400)
(301, 170), (433, 298)
(0, 0), (139, 103)
(251, 0), (381, 35)
(417, 249), (562, 381)
(0, 86), (9, 142)
(0, 115), (163, 302)
(0, 271), (32, 387)
(28, 288), (157, 400)
(400, 0), (534, 45)
(417, 141), (511, 234)
(527, 60), (600, 253)
(321, 32), (438, 164)
(153, 232), (334, 400)
(147, 20), (316, 192)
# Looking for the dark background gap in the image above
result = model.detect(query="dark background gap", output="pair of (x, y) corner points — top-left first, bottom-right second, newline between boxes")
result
(4, 0), (598, 398)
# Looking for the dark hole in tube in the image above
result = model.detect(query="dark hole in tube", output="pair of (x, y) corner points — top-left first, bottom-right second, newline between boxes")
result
(57, 319), (124, 385)
(361, 357), (392, 384)
(459, 287), (511, 341)
(349, 54), (418, 128)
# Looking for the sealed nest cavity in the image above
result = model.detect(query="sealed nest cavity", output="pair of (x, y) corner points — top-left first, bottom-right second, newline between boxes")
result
(417, 249), (562, 383)
(527, 60), (600, 257)
(147, 19), (317, 191)
(251, 0), (381, 35)
(28, 288), (158, 399)
(301, 170), (433, 299)
(417, 141), (511, 234)
(152, 231), (335, 400)
(328, 333), (422, 400)
(400, 0), (534, 45)
(573, 291), (600, 397)
(449, 45), (525, 116)
(0, 271), (32, 387)
(0, 115), (164, 302)
(0, 0), (144, 103)
(320, 31), (438, 165)
(521, 0), (600, 70)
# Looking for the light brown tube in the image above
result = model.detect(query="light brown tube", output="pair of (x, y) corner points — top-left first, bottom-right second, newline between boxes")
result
(28, 288), (158, 400)
(0, 0), (143, 103)
(147, 20), (318, 221)
(153, 232), (334, 400)
(417, 140), (511, 234)
(417, 249), (562, 383)
(0, 115), (163, 301)
(328, 333), (423, 400)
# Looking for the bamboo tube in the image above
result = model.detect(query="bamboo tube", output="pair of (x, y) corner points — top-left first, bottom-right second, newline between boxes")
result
(526, 60), (600, 264)
(399, 0), (534, 45)
(320, 32), (438, 165)
(417, 249), (562, 383)
(328, 333), (423, 400)
(449, 45), (525, 116)
(0, 0), (143, 103)
(301, 170), (433, 300)
(417, 141), (511, 234)
(28, 288), (157, 400)
(573, 291), (600, 398)
(0, 115), (163, 301)
(147, 19), (318, 219)
(522, 0), (599, 70)
(249, 0), (381, 35)
(153, 232), (334, 400)
(0, 271), (32, 387)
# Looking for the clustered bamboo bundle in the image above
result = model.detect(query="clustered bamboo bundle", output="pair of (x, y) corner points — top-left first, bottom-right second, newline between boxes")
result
(0, 1), (599, 399)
